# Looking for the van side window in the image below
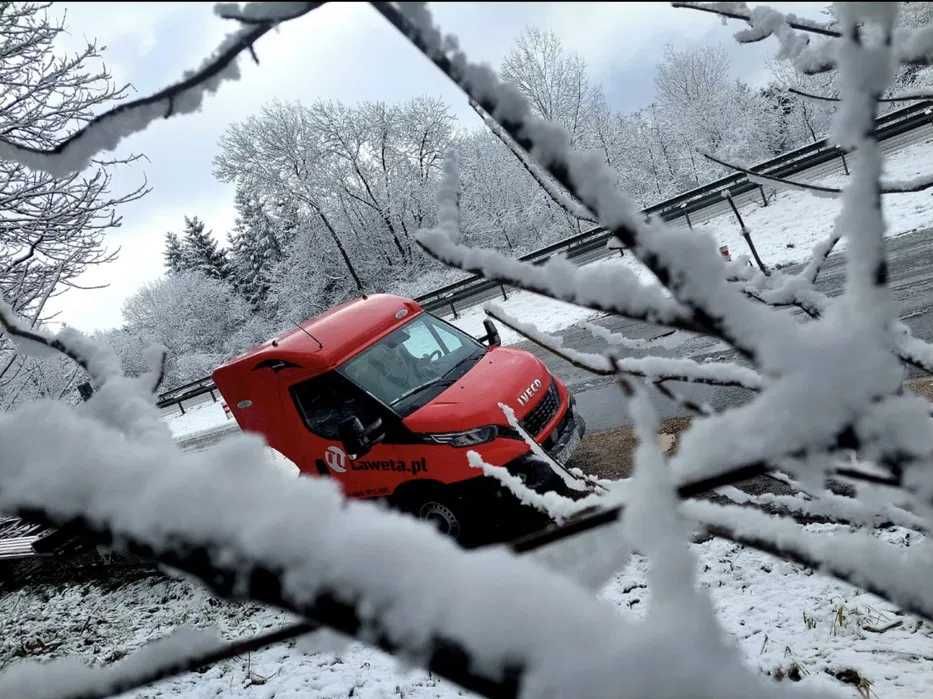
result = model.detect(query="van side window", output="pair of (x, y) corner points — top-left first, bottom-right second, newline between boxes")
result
(290, 373), (382, 440)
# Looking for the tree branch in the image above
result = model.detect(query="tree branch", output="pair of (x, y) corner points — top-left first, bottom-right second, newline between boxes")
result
(0, 3), (324, 176)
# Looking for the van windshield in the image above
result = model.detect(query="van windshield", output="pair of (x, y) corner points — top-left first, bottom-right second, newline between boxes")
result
(339, 313), (485, 416)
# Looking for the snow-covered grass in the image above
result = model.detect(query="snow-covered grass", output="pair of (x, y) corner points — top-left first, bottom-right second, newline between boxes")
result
(698, 132), (933, 271)
(162, 399), (231, 440)
(2, 526), (929, 698)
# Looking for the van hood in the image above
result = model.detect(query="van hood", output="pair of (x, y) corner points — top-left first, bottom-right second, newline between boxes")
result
(403, 347), (551, 434)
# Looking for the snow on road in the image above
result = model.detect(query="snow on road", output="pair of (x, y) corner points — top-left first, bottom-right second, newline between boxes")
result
(1, 526), (929, 697)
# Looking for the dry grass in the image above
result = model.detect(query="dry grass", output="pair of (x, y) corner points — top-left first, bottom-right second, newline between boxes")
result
(569, 376), (933, 486)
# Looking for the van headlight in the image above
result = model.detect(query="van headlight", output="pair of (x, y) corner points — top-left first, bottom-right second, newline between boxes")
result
(427, 426), (498, 446)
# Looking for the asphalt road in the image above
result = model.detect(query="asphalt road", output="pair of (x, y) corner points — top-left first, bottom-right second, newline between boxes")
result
(522, 225), (933, 432)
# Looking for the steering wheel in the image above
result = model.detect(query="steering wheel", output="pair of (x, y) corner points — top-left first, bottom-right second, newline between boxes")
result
(426, 349), (443, 361)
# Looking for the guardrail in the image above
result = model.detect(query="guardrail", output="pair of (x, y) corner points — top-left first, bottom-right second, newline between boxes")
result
(156, 99), (933, 412)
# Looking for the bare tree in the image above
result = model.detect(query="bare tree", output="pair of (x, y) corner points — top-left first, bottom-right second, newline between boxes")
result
(0, 2), (148, 407)
(501, 27), (606, 148)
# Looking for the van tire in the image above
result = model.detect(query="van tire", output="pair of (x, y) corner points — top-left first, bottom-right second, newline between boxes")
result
(393, 487), (474, 547)
(417, 498), (463, 541)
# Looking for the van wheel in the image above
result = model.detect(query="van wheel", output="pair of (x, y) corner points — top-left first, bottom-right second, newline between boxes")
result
(418, 499), (462, 540)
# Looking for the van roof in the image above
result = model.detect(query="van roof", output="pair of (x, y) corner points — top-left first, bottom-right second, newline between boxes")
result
(214, 294), (423, 377)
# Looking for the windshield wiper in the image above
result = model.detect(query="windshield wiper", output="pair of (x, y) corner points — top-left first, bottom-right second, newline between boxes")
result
(389, 352), (483, 407)
(389, 376), (457, 407)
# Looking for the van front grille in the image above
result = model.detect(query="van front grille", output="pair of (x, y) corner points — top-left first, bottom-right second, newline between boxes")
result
(520, 381), (559, 437)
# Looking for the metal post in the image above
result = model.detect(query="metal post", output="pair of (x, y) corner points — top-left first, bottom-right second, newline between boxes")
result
(178, 400), (186, 415)
(210, 389), (216, 403)
(684, 209), (693, 230)
(759, 185), (768, 207)
(500, 284), (509, 301)
(840, 151), (850, 176)
(724, 191), (769, 276)
(449, 301), (458, 319)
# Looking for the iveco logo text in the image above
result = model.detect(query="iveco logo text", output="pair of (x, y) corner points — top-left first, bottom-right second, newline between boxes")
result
(517, 378), (543, 406)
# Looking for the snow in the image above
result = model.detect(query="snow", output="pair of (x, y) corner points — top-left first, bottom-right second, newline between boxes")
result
(696, 133), (933, 271)
(2, 526), (931, 697)
(163, 399), (232, 439)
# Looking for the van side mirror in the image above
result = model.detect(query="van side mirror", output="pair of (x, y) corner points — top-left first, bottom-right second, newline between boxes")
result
(480, 318), (500, 347)
(338, 415), (385, 459)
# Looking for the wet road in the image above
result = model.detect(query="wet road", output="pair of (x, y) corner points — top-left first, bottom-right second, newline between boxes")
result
(521, 226), (933, 432)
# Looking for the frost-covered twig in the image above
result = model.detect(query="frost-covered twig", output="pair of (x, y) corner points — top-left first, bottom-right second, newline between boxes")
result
(0, 300), (90, 374)
(469, 100), (597, 224)
(789, 86), (933, 104)
(0, 3), (323, 176)
(418, 229), (700, 332)
(705, 150), (933, 196)
(498, 402), (590, 493)
(670, 2), (839, 38)
(467, 450), (605, 522)
(0, 623), (317, 699)
(715, 484), (926, 533)
(486, 305), (764, 391)
(379, 1), (800, 364)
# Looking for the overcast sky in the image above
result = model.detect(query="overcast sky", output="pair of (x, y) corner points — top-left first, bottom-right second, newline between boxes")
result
(46, 1), (829, 332)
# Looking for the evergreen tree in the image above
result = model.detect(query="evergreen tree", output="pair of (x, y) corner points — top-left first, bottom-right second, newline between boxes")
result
(227, 190), (287, 312)
(163, 231), (185, 274)
(180, 216), (229, 281)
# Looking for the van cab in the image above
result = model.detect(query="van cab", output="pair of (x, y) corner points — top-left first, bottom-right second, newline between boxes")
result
(212, 294), (586, 544)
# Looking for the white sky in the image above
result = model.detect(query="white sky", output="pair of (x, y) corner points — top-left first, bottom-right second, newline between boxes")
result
(44, 1), (829, 332)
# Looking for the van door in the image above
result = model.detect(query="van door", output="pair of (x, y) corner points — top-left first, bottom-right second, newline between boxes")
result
(288, 372), (430, 498)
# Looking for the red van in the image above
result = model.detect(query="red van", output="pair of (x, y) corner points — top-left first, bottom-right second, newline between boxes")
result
(212, 294), (586, 544)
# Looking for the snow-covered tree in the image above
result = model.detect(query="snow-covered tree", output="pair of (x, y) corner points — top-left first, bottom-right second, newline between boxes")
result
(177, 216), (229, 282)
(0, 2), (147, 410)
(226, 188), (287, 311)
(120, 271), (264, 386)
(163, 231), (185, 275)
(501, 27), (607, 149)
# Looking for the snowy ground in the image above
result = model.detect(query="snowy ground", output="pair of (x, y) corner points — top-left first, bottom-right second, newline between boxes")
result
(1, 525), (929, 697)
(163, 400), (231, 440)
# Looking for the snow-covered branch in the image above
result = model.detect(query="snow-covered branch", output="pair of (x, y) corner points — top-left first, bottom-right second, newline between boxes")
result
(0, 3), (323, 177)
(789, 86), (933, 103)
(0, 623), (316, 699)
(485, 304), (765, 391)
(469, 99), (597, 224)
(380, 1), (800, 364)
(705, 150), (933, 196)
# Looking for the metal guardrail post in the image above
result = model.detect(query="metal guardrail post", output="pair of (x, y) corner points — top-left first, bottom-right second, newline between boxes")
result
(840, 150), (850, 176)
(450, 301), (458, 319)
(724, 191), (769, 276)
(758, 185), (768, 207)
(500, 283), (508, 301)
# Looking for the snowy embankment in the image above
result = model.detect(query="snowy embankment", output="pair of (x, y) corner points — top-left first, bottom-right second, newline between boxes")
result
(444, 131), (933, 344)
(1, 526), (929, 697)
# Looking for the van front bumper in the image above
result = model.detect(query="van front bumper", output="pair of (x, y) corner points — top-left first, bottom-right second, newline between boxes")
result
(504, 405), (588, 498)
